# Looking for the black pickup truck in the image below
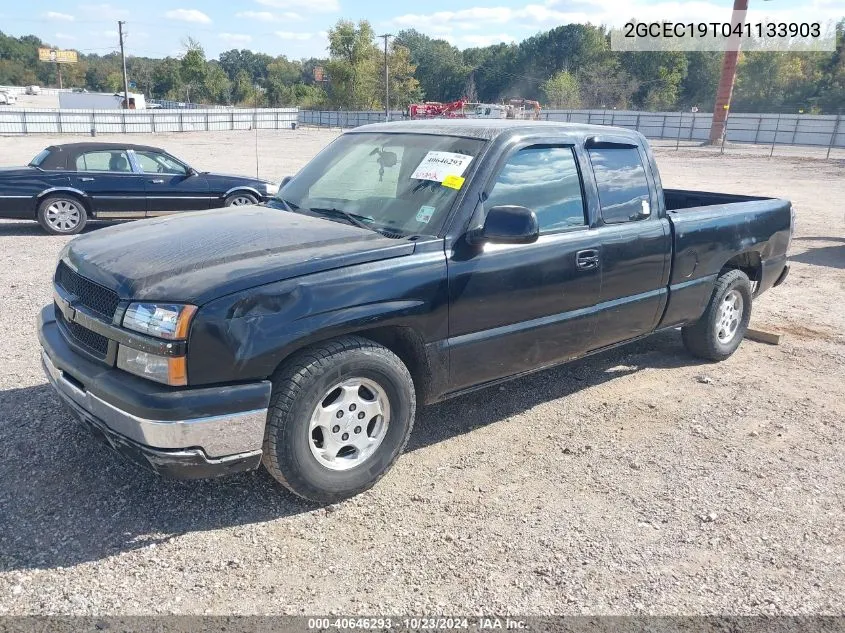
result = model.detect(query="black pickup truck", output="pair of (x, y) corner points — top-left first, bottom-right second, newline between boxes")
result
(38, 120), (792, 502)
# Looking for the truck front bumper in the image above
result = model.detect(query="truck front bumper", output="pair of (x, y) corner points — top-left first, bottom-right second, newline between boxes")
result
(38, 305), (272, 479)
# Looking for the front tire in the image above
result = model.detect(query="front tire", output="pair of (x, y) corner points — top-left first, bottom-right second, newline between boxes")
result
(682, 269), (752, 361)
(37, 195), (88, 235)
(262, 336), (416, 503)
(224, 192), (258, 207)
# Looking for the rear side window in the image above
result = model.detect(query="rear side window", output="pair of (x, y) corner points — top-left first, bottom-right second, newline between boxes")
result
(29, 149), (51, 167)
(486, 146), (586, 232)
(76, 151), (132, 173)
(588, 147), (651, 224)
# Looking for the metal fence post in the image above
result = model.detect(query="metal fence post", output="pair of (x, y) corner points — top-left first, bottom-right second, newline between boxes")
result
(660, 114), (666, 138)
(675, 111), (683, 150)
(179, 110), (184, 132)
(21, 110), (27, 135)
(122, 109), (126, 134)
(826, 114), (841, 160)
(753, 114), (762, 144)
(205, 111), (209, 132)
(720, 111), (729, 154)
(57, 110), (63, 134)
(231, 109), (235, 130)
(790, 112), (799, 145)
(770, 112), (782, 157)
(635, 113), (641, 134)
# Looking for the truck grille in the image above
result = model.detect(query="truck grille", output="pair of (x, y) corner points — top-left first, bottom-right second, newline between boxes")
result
(55, 261), (120, 320)
(55, 308), (109, 359)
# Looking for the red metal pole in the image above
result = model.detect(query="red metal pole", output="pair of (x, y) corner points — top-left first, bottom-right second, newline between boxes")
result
(709, 0), (749, 144)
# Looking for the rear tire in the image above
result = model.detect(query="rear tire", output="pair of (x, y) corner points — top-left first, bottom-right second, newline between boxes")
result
(224, 192), (258, 207)
(682, 269), (752, 361)
(37, 195), (88, 235)
(262, 336), (416, 503)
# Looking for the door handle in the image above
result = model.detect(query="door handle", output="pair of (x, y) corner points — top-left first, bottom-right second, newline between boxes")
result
(149, 179), (164, 184)
(79, 177), (94, 182)
(576, 249), (600, 271)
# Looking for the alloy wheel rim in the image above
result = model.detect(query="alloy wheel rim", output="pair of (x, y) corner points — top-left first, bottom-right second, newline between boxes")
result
(45, 200), (81, 232)
(308, 378), (390, 471)
(231, 196), (253, 206)
(716, 289), (743, 343)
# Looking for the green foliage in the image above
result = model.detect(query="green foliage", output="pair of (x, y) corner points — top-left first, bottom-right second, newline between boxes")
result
(1, 23), (844, 113)
(543, 71), (580, 108)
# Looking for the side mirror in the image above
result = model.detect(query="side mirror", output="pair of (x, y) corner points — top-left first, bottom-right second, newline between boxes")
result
(280, 175), (293, 187)
(186, 167), (198, 177)
(468, 205), (539, 245)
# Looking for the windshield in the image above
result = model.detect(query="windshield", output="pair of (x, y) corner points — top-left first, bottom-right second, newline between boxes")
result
(29, 149), (51, 167)
(268, 132), (486, 237)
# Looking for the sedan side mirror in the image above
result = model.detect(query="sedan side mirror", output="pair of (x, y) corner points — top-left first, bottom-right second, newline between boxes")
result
(186, 167), (198, 177)
(280, 175), (293, 187)
(468, 205), (539, 245)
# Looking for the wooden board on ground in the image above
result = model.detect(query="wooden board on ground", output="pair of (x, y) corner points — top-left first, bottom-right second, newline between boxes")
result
(746, 328), (783, 345)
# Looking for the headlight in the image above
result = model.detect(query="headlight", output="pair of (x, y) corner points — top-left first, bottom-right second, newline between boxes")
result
(118, 303), (196, 385)
(117, 347), (187, 386)
(264, 183), (279, 196)
(122, 303), (196, 340)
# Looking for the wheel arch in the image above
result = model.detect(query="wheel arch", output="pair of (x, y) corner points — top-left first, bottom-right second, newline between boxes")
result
(223, 186), (262, 200)
(720, 250), (762, 293)
(35, 188), (91, 220)
(273, 325), (436, 406)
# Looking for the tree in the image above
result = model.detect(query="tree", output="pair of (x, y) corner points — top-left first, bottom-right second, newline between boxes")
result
(376, 43), (421, 109)
(204, 62), (231, 104)
(543, 71), (580, 108)
(266, 56), (302, 106)
(180, 38), (207, 102)
(325, 20), (379, 109)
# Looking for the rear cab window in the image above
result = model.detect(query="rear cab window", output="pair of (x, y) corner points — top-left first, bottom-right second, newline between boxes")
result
(587, 147), (652, 224)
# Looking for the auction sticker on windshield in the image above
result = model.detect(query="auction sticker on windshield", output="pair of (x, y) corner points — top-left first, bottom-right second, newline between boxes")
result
(411, 151), (473, 183)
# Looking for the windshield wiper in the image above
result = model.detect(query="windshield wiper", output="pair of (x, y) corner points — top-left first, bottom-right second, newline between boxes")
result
(305, 207), (380, 233)
(266, 197), (299, 213)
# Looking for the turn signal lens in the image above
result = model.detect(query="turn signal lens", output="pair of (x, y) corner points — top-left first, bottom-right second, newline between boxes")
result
(117, 346), (187, 386)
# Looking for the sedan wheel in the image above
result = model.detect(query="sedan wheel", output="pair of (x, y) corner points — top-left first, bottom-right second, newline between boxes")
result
(224, 192), (258, 207)
(45, 200), (81, 232)
(37, 195), (88, 235)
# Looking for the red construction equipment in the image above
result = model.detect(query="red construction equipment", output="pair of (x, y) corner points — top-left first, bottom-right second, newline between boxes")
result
(409, 99), (467, 119)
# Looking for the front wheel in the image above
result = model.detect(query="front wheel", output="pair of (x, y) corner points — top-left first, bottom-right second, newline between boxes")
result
(224, 192), (258, 207)
(262, 336), (416, 503)
(682, 269), (752, 361)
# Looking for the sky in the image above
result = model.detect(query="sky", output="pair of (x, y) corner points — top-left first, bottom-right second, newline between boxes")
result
(1, 0), (843, 60)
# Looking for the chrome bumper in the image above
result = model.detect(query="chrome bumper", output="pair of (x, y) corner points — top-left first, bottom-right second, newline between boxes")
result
(41, 350), (267, 460)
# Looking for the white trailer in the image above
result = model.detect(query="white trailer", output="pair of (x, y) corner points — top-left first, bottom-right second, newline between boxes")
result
(59, 91), (147, 110)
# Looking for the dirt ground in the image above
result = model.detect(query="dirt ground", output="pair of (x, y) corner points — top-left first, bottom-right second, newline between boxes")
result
(0, 129), (843, 616)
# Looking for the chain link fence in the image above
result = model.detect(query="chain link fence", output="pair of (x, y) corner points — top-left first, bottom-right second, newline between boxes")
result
(298, 108), (845, 159)
(0, 108), (298, 134)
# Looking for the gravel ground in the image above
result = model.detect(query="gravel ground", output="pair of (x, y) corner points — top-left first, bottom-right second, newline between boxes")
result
(0, 130), (843, 616)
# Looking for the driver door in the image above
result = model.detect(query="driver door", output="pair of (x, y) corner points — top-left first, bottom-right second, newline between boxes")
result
(131, 149), (211, 216)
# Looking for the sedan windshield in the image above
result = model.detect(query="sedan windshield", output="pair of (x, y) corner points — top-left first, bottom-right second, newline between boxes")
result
(268, 132), (486, 237)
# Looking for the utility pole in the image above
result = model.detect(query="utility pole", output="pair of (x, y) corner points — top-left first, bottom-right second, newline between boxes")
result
(378, 34), (393, 122)
(708, 0), (749, 144)
(118, 21), (130, 109)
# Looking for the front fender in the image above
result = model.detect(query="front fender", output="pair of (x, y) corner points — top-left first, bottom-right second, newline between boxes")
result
(186, 249), (449, 385)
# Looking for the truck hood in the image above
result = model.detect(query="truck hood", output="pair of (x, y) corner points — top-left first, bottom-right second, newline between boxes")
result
(63, 206), (415, 304)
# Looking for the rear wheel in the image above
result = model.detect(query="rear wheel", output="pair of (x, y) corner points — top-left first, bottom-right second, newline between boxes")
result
(37, 195), (88, 235)
(682, 269), (752, 361)
(262, 336), (416, 503)
(224, 192), (258, 207)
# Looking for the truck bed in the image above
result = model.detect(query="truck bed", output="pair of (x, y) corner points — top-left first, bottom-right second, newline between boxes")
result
(664, 189), (770, 211)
